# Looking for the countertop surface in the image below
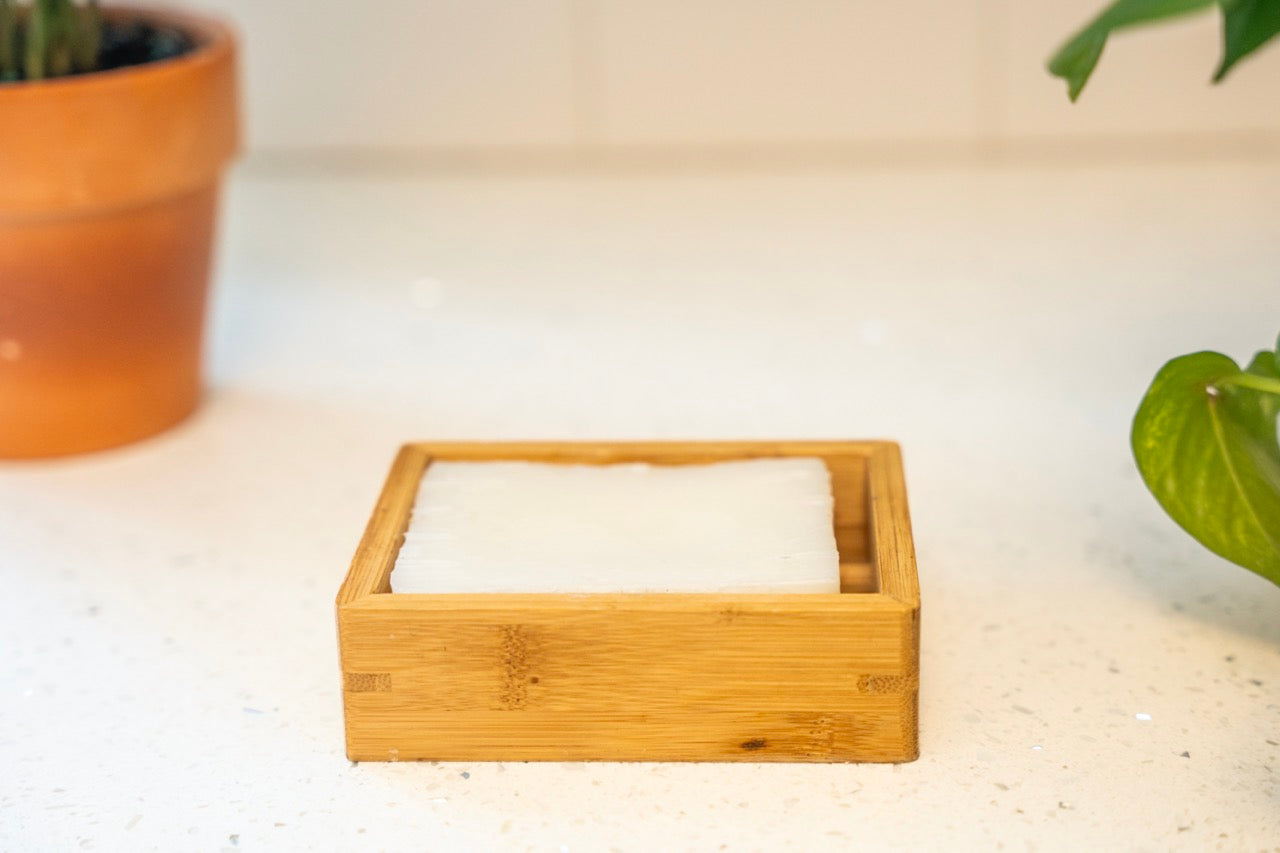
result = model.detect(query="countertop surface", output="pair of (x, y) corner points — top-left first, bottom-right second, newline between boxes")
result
(3, 160), (1279, 851)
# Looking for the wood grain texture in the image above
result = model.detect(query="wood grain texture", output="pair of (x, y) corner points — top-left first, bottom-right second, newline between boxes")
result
(337, 444), (430, 604)
(337, 441), (919, 763)
(868, 442), (920, 607)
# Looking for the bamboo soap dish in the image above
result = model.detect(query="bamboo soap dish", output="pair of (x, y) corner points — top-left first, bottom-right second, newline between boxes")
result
(336, 441), (920, 763)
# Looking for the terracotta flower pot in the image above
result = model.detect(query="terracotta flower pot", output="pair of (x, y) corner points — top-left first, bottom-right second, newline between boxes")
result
(0, 7), (238, 458)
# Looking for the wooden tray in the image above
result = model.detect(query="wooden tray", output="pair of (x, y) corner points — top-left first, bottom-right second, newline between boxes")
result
(337, 441), (920, 763)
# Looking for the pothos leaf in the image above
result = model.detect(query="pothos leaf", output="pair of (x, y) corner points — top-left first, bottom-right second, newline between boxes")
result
(1048, 0), (1215, 100)
(1216, 0), (1280, 81)
(1132, 349), (1280, 585)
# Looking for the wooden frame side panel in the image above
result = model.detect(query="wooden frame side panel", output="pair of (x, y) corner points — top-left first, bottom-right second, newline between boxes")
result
(866, 442), (920, 760)
(868, 443), (919, 607)
(336, 444), (428, 606)
(345, 708), (909, 763)
(340, 596), (916, 762)
(404, 440), (883, 464)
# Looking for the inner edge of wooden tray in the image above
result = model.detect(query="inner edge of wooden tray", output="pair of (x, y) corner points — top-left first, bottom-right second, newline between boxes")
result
(337, 441), (918, 613)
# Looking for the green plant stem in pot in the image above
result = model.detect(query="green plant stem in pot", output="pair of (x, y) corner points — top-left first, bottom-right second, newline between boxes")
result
(0, 0), (100, 81)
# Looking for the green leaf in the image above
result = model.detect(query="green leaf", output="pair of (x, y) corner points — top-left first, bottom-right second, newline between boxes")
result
(1132, 350), (1280, 585)
(1048, 0), (1215, 100)
(1215, 0), (1280, 81)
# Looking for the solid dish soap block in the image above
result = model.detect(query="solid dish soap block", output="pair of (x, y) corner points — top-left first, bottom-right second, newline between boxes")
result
(391, 458), (839, 594)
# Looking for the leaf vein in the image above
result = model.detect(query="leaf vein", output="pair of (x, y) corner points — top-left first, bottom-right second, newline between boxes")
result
(1206, 389), (1280, 558)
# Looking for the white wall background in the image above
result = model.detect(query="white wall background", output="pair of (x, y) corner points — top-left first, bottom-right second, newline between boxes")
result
(163, 0), (1280, 158)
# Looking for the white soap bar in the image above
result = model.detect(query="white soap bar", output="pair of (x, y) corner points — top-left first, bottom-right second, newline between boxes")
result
(391, 458), (839, 594)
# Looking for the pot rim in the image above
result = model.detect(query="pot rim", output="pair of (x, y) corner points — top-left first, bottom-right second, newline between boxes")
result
(0, 3), (239, 222)
(0, 4), (235, 97)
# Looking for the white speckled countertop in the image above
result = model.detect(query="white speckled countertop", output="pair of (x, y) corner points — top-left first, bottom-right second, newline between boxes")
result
(3, 160), (1278, 850)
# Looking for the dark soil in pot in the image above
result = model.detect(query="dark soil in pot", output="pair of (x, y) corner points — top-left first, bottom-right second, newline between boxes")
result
(97, 17), (194, 72)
